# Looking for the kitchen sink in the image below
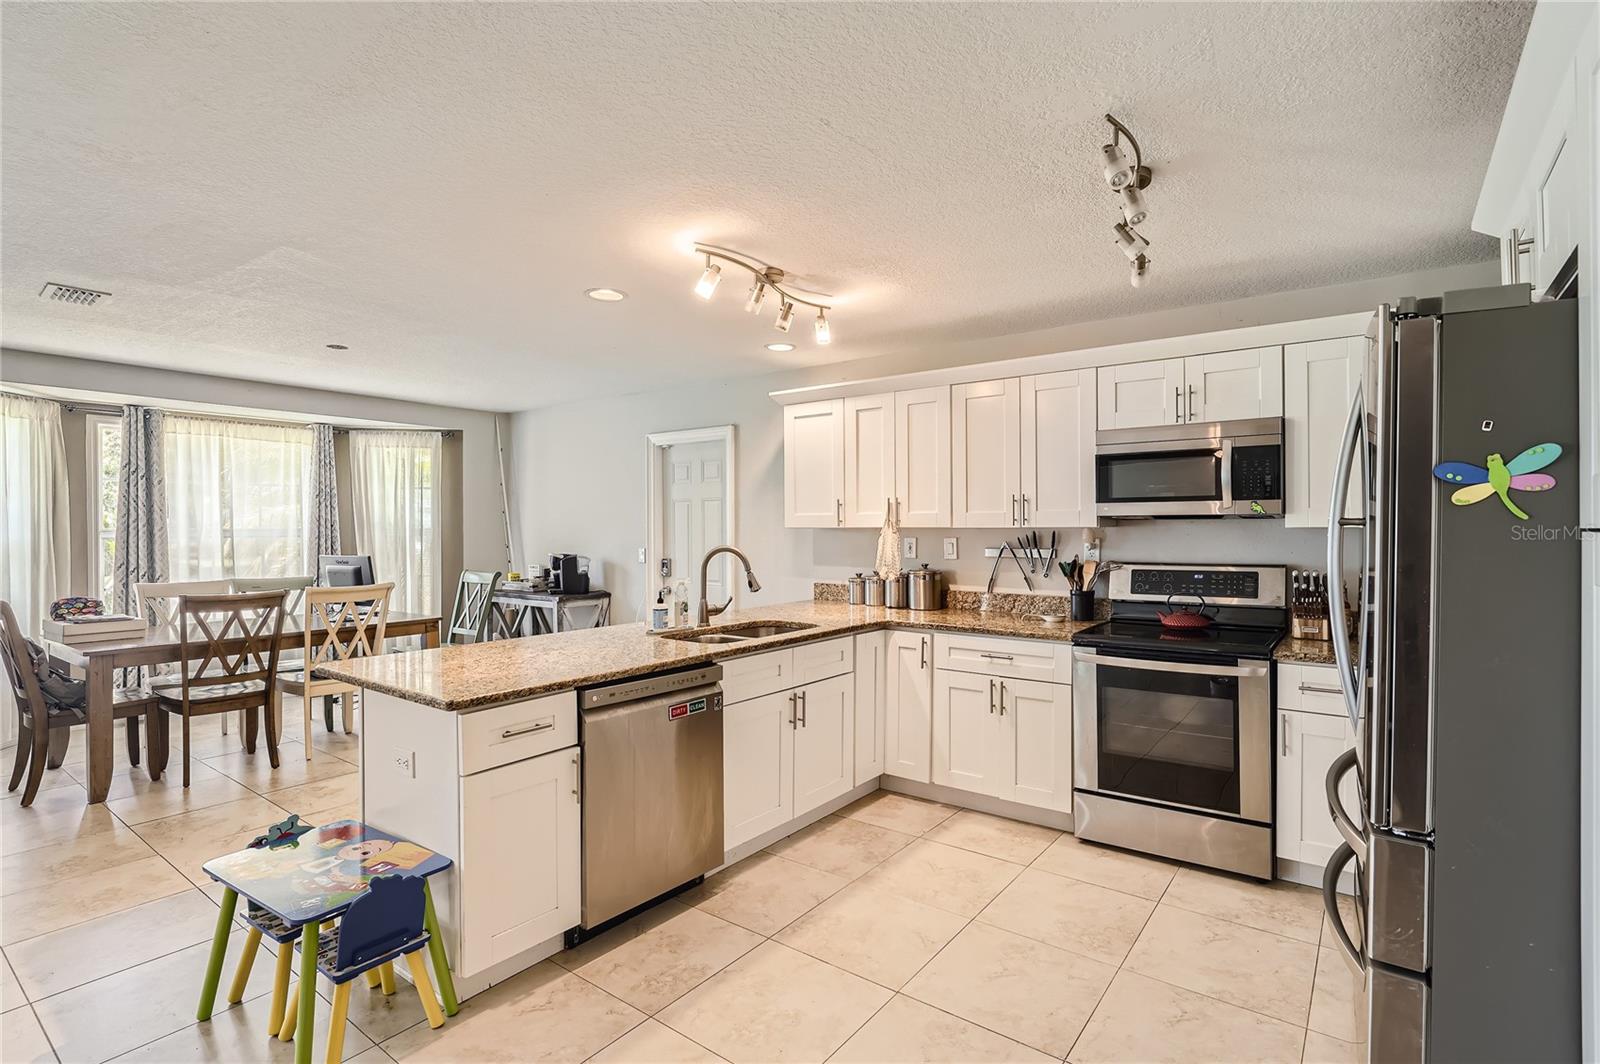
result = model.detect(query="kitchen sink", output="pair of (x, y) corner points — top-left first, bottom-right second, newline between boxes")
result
(658, 620), (817, 644)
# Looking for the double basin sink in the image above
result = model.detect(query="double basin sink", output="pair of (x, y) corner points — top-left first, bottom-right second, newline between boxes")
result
(658, 620), (816, 645)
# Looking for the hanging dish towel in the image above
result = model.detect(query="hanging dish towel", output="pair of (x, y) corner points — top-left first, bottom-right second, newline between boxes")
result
(875, 500), (903, 579)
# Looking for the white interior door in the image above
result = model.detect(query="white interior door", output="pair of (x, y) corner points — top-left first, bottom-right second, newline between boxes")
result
(1284, 337), (1364, 527)
(894, 386), (951, 527)
(952, 379), (1021, 527)
(664, 440), (728, 607)
(1183, 347), (1284, 423)
(1020, 370), (1095, 528)
(1096, 358), (1185, 429)
(783, 400), (844, 528)
(842, 394), (894, 528)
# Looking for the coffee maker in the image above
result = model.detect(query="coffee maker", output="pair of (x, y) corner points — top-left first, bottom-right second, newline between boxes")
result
(547, 554), (590, 594)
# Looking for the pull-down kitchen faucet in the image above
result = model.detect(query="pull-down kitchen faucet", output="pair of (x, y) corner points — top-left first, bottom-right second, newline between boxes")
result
(698, 546), (762, 625)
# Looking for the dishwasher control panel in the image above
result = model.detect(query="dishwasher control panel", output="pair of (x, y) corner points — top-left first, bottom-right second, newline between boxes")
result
(579, 663), (724, 710)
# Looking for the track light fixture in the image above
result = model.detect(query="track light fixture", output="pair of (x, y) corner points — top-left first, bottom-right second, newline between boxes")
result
(1100, 114), (1154, 287)
(689, 243), (835, 344)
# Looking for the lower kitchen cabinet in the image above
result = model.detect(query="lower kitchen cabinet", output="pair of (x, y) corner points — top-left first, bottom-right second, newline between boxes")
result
(459, 747), (581, 974)
(884, 631), (933, 782)
(1276, 707), (1359, 868)
(932, 670), (1071, 810)
(792, 672), (855, 817)
(853, 631), (887, 784)
(723, 688), (796, 850)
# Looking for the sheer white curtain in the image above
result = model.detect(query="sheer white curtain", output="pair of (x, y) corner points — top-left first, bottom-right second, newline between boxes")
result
(350, 431), (441, 614)
(164, 415), (314, 581)
(1, 395), (71, 747)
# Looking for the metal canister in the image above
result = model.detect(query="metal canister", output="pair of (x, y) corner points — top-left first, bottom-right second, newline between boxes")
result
(884, 573), (909, 608)
(908, 564), (944, 610)
(862, 574), (885, 605)
(847, 573), (867, 605)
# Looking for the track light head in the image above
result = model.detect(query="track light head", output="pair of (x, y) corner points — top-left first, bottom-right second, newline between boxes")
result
(774, 301), (795, 332)
(814, 309), (831, 345)
(746, 280), (768, 313)
(1113, 221), (1150, 263)
(1119, 185), (1148, 226)
(694, 258), (722, 300)
(1130, 254), (1150, 288)
(1101, 142), (1133, 191)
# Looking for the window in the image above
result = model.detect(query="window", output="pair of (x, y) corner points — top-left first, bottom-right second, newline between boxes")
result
(87, 413), (122, 606)
(349, 430), (441, 614)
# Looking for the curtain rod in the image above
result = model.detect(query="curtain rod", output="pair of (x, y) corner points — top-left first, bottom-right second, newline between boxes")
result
(5, 391), (458, 436)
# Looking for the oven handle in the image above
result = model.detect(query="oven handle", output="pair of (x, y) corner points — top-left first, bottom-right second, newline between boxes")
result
(1072, 649), (1267, 679)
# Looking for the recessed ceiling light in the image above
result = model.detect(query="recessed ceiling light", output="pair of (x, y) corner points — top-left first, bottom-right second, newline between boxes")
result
(585, 288), (628, 302)
(766, 342), (795, 352)
(325, 343), (348, 350)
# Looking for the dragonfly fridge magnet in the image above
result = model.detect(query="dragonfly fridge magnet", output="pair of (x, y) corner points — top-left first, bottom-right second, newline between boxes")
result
(1433, 443), (1561, 520)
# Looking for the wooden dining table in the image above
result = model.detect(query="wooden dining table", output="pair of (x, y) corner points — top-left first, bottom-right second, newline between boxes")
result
(44, 610), (442, 804)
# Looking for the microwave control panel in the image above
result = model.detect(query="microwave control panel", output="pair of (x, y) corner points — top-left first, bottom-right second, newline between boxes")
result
(1231, 445), (1282, 501)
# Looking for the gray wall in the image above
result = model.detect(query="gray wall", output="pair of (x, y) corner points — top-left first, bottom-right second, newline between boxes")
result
(511, 259), (1499, 621)
(1, 348), (513, 608)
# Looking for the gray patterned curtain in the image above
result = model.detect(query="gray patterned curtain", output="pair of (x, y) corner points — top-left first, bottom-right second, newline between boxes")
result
(112, 405), (167, 617)
(310, 423), (340, 558)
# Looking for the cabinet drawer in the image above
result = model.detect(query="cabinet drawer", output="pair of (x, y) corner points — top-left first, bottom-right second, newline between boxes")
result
(1277, 663), (1346, 717)
(932, 632), (1070, 684)
(718, 647), (796, 705)
(458, 691), (578, 776)
(793, 636), (854, 686)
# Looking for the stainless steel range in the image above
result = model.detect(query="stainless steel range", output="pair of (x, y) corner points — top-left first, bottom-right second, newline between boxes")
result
(1070, 563), (1286, 879)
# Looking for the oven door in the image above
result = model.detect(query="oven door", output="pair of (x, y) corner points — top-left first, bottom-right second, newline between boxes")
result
(1095, 438), (1232, 517)
(1072, 647), (1272, 823)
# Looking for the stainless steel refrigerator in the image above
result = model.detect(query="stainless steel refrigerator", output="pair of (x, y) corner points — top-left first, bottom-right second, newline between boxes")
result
(1323, 285), (1581, 1063)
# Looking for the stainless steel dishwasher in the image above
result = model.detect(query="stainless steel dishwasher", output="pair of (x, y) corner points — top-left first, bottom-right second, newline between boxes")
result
(576, 664), (723, 932)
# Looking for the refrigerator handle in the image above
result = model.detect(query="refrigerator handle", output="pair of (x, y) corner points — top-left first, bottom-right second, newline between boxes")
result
(1325, 747), (1366, 852)
(1323, 841), (1366, 977)
(1327, 391), (1366, 733)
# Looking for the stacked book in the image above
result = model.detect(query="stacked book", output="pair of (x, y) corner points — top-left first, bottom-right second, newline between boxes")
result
(41, 614), (145, 645)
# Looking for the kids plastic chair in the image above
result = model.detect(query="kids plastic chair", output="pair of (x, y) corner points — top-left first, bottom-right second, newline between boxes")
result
(279, 873), (445, 1062)
(216, 815), (314, 1035)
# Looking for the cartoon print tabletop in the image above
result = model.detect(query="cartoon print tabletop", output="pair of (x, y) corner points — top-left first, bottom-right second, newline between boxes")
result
(202, 820), (451, 926)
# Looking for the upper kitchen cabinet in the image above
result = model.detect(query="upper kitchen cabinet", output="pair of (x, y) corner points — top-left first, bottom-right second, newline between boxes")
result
(1019, 370), (1095, 528)
(1284, 337), (1363, 527)
(784, 399), (844, 527)
(1183, 348), (1283, 423)
(842, 394), (893, 528)
(952, 378), (1022, 527)
(1096, 358), (1185, 429)
(894, 386), (951, 527)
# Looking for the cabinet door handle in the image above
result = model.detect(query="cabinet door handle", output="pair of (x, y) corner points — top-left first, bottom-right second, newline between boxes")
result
(1299, 683), (1343, 696)
(999, 681), (1007, 715)
(501, 718), (555, 740)
(789, 691), (797, 729)
(920, 637), (927, 670)
(1175, 386), (1182, 424)
(572, 753), (581, 803)
(1281, 715), (1290, 756)
(836, 499), (843, 526)
(1011, 494), (1019, 525)
(1021, 494), (1030, 525)
(799, 689), (808, 727)
(1188, 384), (1196, 421)
(979, 652), (1014, 661)
(989, 678), (996, 715)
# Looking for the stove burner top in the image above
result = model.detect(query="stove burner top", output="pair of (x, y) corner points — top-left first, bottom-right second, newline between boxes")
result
(1072, 619), (1284, 659)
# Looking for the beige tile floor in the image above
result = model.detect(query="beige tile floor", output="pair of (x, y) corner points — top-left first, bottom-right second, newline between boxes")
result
(0, 726), (1365, 1063)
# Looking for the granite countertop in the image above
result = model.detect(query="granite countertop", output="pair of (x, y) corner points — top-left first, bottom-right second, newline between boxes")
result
(316, 599), (1103, 712)
(1273, 636), (1346, 666)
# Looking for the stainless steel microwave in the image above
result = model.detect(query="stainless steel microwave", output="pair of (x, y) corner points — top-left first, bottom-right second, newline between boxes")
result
(1094, 417), (1283, 518)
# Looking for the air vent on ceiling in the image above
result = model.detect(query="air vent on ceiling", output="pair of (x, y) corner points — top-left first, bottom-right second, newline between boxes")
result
(40, 282), (110, 306)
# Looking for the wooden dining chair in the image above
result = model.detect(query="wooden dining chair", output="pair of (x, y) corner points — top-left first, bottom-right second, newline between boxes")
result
(445, 570), (501, 644)
(148, 590), (287, 786)
(135, 578), (237, 733)
(279, 584), (394, 760)
(232, 576), (317, 737)
(1, 600), (159, 805)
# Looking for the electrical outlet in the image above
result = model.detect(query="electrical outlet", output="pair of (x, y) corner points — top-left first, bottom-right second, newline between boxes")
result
(943, 537), (959, 560)
(394, 750), (415, 778)
(1083, 535), (1102, 563)
(637, 547), (647, 563)
(903, 536), (918, 559)
(659, 557), (672, 579)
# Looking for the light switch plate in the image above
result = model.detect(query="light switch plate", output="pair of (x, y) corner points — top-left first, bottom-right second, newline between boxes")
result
(943, 537), (959, 560)
(903, 536), (918, 559)
(637, 547), (647, 563)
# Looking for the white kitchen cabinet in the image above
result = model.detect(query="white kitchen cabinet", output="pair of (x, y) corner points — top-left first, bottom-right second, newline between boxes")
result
(1002, 676), (1072, 812)
(1183, 348), (1283, 423)
(952, 379), (1022, 527)
(932, 669), (1000, 795)
(459, 747), (581, 974)
(784, 399), (844, 528)
(853, 631), (886, 785)
(723, 688), (796, 850)
(884, 630), (933, 782)
(842, 393), (893, 528)
(894, 386), (951, 527)
(1096, 358), (1185, 429)
(1275, 708), (1359, 868)
(792, 673), (855, 818)
(1284, 336), (1364, 527)
(1020, 370), (1096, 528)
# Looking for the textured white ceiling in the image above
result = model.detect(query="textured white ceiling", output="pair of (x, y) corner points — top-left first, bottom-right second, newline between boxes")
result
(1, 2), (1529, 412)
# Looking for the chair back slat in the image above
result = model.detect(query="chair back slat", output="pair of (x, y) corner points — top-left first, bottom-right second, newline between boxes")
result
(0, 600), (47, 721)
(335, 874), (426, 971)
(135, 579), (234, 631)
(446, 571), (501, 644)
(231, 576), (314, 619)
(176, 591), (287, 697)
(304, 583), (395, 667)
